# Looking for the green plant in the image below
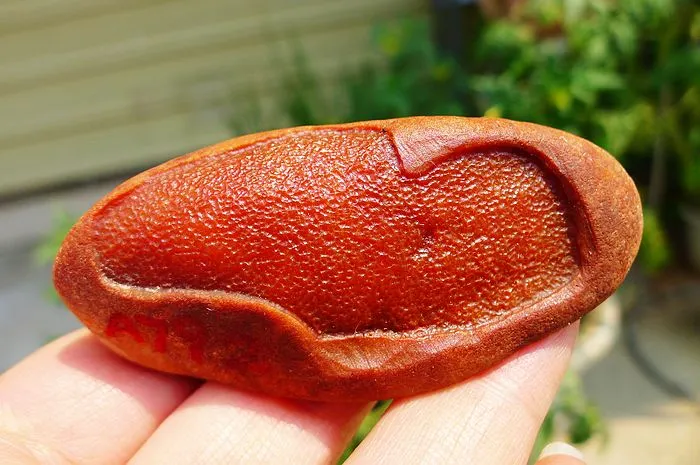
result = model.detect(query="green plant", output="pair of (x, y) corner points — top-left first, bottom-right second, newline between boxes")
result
(278, 20), (473, 127)
(337, 400), (391, 464)
(34, 209), (76, 304)
(529, 370), (606, 463)
(472, 0), (700, 269)
(639, 208), (673, 272)
(33, 210), (75, 267)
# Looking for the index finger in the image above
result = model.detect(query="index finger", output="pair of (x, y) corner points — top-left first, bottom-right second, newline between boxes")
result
(345, 323), (579, 465)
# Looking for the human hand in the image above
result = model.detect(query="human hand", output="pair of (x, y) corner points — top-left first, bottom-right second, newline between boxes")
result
(0, 323), (584, 464)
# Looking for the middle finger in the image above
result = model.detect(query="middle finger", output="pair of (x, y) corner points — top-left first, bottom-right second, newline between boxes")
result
(129, 382), (370, 465)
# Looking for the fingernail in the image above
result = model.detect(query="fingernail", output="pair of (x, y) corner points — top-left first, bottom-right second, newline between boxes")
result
(539, 441), (585, 461)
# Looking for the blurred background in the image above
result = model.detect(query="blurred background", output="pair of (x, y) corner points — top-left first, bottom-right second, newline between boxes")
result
(0, 0), (698, 463)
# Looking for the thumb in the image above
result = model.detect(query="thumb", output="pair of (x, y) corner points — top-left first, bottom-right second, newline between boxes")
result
(535, 441), (586, 465)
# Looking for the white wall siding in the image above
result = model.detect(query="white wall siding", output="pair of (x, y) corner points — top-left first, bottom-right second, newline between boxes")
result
(0, 0), (425, 196)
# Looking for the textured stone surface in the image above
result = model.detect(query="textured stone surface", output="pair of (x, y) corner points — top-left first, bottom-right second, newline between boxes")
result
(53, 116), (643, 401)
(94, 130), (577, 335)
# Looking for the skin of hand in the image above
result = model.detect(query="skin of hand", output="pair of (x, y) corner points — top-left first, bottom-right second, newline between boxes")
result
(0, 322), (584, 465)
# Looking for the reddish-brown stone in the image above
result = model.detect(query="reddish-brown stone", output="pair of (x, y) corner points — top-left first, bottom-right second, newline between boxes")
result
(53, 117), (642, 401)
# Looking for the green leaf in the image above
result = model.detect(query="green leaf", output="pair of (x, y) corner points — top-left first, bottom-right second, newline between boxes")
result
(654, 46), (700, 86)
(620, 0), (675, 28)
(608, 16), (638, 58)
(549, 88), (573, 112)
(639, 208), (673, 273)
(338, 400), (391, 463)
(563, 0), (587, 25)
(529, 370), (607, 464)
(596, 103), (654, 157)
(568, 406), (600, 444)
(691, 11), (700, 40)
(576, 69), (625, 91)
(34, 210), (76, 266)
(681, 147), (700, 198)
(527, 0), (564, 25)
(477, 22), (534, 64)
(34, 209), (77, 306)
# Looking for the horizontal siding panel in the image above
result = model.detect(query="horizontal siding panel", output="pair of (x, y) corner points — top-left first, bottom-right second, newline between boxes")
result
(1, 0), (256, 62)
(0, 24), (377, 149)
(0, 0), (426, 196)
(0, 0), (420, 93)
(0, 81), (340, 196)
(0, 0), (371, 36)
(0, 0), (177, 36)
(2, 112), (230, 196)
